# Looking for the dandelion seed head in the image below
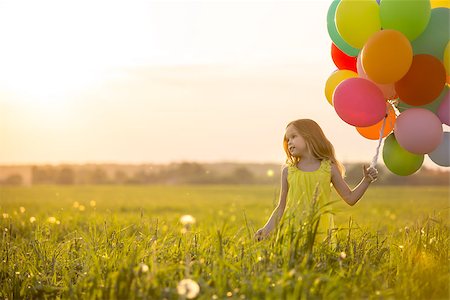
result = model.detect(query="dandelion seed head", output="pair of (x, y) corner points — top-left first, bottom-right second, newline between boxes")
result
(19, 207), (26, 213)
(180, 215), (196, 226)
(2, 213), (9, 219)
(73, 201), (80, 208)
(139, 263), (149, 273)
(47, 217), (57, 224)
(339, 252), (347, 260)
(89, 200), (96, 207)
(78, 205), (85, 212)
(177, 279), (200, 299)
(29, 217), (36, 223)
(227, 291), (233, 297)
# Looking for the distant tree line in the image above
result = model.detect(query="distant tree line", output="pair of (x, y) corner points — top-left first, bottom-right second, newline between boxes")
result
(0, 162), (448, 186)
(26, 162), (263, 185)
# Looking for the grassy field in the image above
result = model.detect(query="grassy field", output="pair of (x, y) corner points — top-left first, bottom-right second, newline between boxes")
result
(1, 185), (449, 299)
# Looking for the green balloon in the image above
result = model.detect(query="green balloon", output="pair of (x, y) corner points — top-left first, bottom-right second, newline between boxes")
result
(380, 0), (431, 41)
(383, 134), (424, 176)
(327, 0), (360, 57)
(397, 86), (449, 113)
(412, 7), (450, 60)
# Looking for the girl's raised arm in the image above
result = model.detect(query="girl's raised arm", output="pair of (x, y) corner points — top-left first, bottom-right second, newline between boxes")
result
(254, 166), (289, 241)
(331, 162), (377, 206)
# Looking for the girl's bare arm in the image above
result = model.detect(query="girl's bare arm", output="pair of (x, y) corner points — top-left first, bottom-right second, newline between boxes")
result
(255, 166), (289, 240)
(331, 163), (377, 206)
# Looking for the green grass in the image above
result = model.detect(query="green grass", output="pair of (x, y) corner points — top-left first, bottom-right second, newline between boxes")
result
(1, 185), (449, 299)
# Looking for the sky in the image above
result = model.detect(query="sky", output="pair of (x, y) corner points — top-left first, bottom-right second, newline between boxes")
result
(0, 0), (447, 168)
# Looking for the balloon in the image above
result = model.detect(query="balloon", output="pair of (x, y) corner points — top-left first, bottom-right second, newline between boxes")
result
(333, 78), (386, 127)
(325, 70), (358, 105)
(429, 132), (450, 167)
(398, 86), (448, 113)
(361, 30), (413, 84)
(394, 108), (443, 154)
(437, 91), (450, 125)
(356, 103), (396, 140)
(327, 0), (360, 57)
(379, 0), (431, 41)
(430, 0), (450, 8)
(335, 0), (381, 49)
(395, 54), (446, 106)
(331, 43), (357, 72)
(356, 53), (397, 99)
(383, 133), (424, 176)
(412, 8), (449, 60)
(444, 41), (450, 84)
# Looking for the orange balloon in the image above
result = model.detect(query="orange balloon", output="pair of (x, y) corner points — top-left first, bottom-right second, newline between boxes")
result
(361, 30), (413, 84)
(356, 103), (396, 140)
(395, 54), (447, 106)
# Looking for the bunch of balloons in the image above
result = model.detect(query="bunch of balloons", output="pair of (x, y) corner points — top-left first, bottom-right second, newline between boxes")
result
(325, 0), (449, 176)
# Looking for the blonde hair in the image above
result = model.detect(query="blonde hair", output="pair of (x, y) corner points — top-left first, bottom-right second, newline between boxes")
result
(283, 119), (345, 176)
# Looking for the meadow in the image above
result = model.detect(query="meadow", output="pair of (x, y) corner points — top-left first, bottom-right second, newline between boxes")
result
(1, 185), (449, 299)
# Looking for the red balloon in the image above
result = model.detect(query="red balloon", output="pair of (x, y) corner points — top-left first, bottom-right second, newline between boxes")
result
(395, 54), (446, 106)
(331, 43), (357, 72)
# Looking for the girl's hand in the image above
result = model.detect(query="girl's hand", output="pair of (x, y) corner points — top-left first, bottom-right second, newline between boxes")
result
(363, 165), (378, 183)
(254, 227), (270, 241)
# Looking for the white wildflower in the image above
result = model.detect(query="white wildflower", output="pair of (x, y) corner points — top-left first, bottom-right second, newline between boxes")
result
(177, 279), (200, 299)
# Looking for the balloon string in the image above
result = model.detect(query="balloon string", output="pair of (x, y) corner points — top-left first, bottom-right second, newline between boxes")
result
(369, 111), (388, 170)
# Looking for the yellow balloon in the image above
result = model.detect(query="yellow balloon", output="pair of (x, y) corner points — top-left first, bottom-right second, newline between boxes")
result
(444, 41), (450, 84)
(431, 0), (450, 8)
(335, 0), (381, 49)
(324, 70), (358, 105)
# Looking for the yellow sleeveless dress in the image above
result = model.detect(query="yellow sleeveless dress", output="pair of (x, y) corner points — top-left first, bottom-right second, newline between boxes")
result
(283, 159), (336, 245)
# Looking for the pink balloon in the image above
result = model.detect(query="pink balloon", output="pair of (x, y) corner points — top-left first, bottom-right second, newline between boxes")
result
(356, 53), (397, 100)
(394, 108), (443, 154)
(437, 91), (449, 125)
(333, 78), (387, 127)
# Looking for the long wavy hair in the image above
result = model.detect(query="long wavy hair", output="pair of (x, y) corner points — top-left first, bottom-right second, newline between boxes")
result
(283, 119), (345, 176)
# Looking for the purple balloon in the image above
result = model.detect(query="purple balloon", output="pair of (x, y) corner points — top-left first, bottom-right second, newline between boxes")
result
(429, 132), (450, 167)
(394, 108), (443, 154)
(437, 90), (449, 125)
(333, 78), (387, 127)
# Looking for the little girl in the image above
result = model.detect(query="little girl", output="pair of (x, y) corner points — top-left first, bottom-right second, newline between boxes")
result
(255, 119), (378, 242)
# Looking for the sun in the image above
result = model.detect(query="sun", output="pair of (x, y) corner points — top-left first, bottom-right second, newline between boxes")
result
(0, 1), (124, 104)
(0, 58), (106, 102)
